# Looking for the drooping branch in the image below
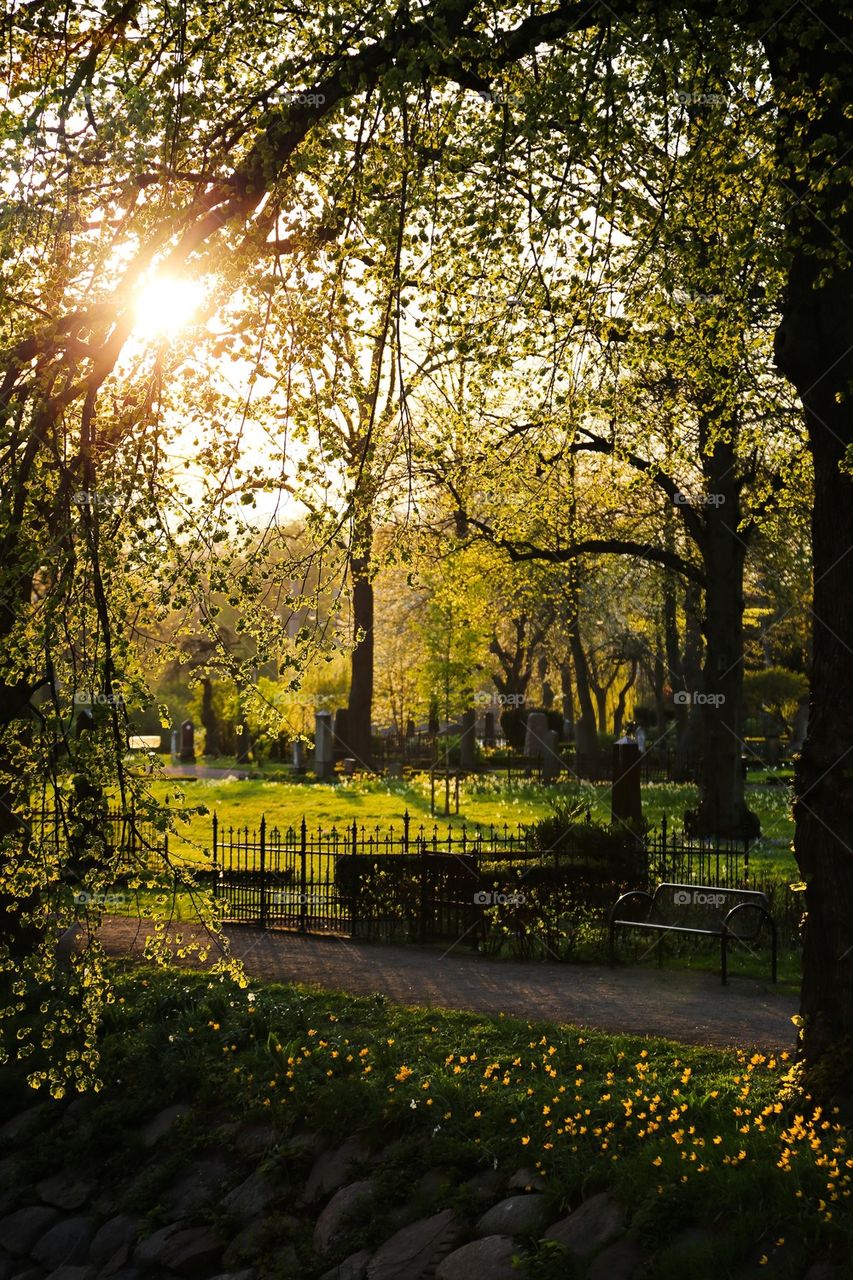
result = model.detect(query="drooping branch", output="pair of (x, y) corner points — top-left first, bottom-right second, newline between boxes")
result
(464, 515), (706, 585)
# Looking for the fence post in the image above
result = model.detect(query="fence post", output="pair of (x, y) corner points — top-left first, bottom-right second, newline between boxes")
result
(403, 809), (410, 855)
(419, 832), (428, 944)
(259, 815), (267, 929)
(300, 817), (308, 934)
(351, 818), (359, 937)
(211, 814), (219, 902)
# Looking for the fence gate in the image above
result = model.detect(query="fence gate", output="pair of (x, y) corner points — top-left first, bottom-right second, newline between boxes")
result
(211, 816), (353, 934)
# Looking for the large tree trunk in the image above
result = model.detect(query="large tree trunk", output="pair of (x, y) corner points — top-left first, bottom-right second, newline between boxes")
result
(565, 600), (599, 761)
(346, 517), (374, 770)
(692, 447), (757, 837)
(776, 249), (853, 1073)
(674, 583), (703, 781)
(765, 12), (853, 1076)
(559, 660), (575, 739)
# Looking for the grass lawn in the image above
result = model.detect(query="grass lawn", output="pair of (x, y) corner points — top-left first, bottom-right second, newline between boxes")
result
(145, 771), (796, 881)
(2, 965), (848, 1278)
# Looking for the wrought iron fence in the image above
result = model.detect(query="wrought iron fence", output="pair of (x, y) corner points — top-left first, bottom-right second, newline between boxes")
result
(204, 810), (753, 942)
(29, 805), (168, 875)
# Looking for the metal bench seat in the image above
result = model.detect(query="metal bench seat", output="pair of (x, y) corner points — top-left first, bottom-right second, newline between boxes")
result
(608, 883), (777, 985)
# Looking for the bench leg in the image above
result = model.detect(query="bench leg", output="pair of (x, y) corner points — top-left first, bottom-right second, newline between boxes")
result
(608, 920), (616, 968)
(721, 931), (727, 986)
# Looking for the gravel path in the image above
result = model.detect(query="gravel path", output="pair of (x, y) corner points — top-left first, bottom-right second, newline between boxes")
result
(98, 917), (797, 1052)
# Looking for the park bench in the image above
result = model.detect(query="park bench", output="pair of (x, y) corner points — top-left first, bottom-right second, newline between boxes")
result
(608, 882), (777, 985)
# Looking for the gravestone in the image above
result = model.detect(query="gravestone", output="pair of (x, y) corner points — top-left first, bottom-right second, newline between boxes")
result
(483, 710), (496, 747)
(334, 707), (349, 758)
(542, 729), (562, 782)
(170, 728), (179, 760)
(292, 739), (305, 772)
(179, 719), (195, 763)
(314, 710), (334, 780)
(524, 711), (549, 758)
(611, 742), (642, 825)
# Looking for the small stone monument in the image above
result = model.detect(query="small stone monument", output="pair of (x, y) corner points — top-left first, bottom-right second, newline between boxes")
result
(179, 719), (195, 763)
(524, 710), (549, 758)
(542, 729), (562, 782)
(314, 710), (334, 780)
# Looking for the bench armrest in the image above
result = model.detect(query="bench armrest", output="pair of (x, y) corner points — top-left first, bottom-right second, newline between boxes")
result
(722, 900), (773, 934)
(609, 890), (654, 924)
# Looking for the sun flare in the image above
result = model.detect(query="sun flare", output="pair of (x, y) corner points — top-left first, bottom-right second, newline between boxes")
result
(133, 274), (205, 340)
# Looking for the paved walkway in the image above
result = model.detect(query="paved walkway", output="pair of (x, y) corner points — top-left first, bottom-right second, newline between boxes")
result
(160, 764), (253, 779)
(98, 918), (797, 1051)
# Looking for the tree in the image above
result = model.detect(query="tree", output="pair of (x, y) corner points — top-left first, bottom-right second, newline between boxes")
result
(4, 0), (853, 1087)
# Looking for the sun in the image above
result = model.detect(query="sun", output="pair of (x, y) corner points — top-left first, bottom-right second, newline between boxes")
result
(133, 274), (205, 340)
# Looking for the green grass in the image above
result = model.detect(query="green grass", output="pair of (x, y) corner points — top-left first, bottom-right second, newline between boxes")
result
(147, 772), (796, 882)
(2, 965), (849, 1278)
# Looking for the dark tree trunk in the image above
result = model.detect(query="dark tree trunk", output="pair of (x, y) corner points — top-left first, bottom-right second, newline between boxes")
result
(0, 680), (41, 954)
(774, 237), (853, 1072)
(613, 660), (637, 738)
(491, 614), (544, 710)
(692, 446), (757, 837)
(200, 677), (222, 757)
(566, 605), (598, 760)
(764, 10), (853, 1076)
(346, 518), (374, 770)
(559, 659), (575, 738)
(592, 683), (607, 734)
(674, 583), (703, 781)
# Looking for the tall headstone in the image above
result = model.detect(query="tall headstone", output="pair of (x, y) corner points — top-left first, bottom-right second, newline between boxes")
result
(460, 708), (476, 770)
(179, 719), (195, 763)
(292, 738), (305, 772)
(524, 711), (549, 758)
(333, 707), (349, 758)
(611, 741), (642, 825)
(483, 710), (496, 747)
(542, 729), (562, 782)
(314, 710), (334, 780)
